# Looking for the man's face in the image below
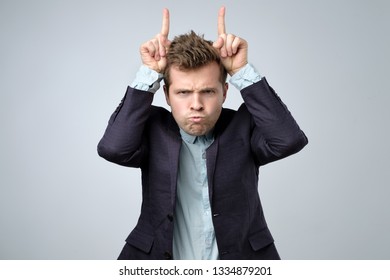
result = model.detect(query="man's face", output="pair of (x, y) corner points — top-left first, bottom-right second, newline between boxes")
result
(164, 62), (228, 136)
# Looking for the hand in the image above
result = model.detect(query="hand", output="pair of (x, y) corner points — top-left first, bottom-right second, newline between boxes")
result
(213, 7), (248, 76)
(140, 8), (171, 73)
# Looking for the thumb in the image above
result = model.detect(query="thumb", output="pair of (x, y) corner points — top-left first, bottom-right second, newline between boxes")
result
(213, 36), (224, 49)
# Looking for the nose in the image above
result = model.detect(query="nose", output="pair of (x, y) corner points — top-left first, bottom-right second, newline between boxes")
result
(190, 93), (203, 111)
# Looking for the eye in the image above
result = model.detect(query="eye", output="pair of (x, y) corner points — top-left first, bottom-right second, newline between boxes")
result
(175, 90), (187, 95)
(203, 89), (215, 95)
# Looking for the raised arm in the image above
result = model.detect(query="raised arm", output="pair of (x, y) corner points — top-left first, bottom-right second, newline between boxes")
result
(212, 7), (308, 164)
(97, 9), (172, 167)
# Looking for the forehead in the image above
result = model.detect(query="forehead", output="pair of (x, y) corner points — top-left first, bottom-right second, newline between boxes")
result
(169, 62), (221, 89)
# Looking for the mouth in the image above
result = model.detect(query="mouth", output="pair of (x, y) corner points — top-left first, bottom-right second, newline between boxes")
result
(189, 116), (204, 123)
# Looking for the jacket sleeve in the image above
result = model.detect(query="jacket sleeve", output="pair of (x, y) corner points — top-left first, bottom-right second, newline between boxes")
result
(97, 86), (154, 168)
(241, 78), (308, 166)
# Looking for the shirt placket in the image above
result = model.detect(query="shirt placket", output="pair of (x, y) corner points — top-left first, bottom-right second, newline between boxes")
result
(198, 138), (214, 258)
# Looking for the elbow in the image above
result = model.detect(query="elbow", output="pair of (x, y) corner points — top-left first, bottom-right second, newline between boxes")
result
(97, 140), (143, 167)
(97, 141), (115, 162)
(256, 130), (308, 165)
(97, 139), (123, 163)
(279, 130), (308, 158)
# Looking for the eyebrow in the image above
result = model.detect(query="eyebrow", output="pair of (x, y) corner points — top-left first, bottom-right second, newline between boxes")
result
(174, 87), (217, 93)
(199, 87), (217, 93)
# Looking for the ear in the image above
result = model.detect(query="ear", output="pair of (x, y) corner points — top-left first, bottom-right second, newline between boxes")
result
(163, 85), (171, 106)
(222, 82), (228, 103)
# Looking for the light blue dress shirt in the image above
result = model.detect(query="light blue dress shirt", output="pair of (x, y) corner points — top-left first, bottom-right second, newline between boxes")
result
(131, 63), (262, 259)
(172, 129), (218, 259)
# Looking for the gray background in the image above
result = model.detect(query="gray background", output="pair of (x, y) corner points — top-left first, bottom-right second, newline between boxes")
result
(1, 0), (389, 259)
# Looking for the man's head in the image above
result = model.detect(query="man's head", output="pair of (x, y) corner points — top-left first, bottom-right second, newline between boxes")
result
(163, 31), (228, 136)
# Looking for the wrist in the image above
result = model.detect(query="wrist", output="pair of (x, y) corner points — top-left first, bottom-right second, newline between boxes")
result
(228, 62), (248, 76)
(131, 65), (164, 93)
(229, 63), (262, 91)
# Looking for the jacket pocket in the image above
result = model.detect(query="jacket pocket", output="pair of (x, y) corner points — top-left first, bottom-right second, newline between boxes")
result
(248, 227), (274, 251)
(126, 228), (154, 254)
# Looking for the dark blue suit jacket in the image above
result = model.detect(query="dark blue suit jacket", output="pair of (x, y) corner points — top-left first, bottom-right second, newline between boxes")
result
(98, 78), (308, 259)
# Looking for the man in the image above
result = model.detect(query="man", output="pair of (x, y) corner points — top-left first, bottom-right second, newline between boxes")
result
(98, 7), (308, 260)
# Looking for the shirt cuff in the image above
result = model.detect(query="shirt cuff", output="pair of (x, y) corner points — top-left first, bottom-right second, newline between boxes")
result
(130, 65), (164, 93)
(229, 63), (262, 91)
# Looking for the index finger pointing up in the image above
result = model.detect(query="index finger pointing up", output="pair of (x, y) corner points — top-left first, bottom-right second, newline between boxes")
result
(161, 8), (170, 37)
(217, 6), (226, 35)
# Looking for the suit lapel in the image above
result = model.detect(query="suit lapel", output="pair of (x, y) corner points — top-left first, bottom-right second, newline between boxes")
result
(206, 137), (219, 202)
(206, 108), (234, 202)
(167, 116), (181, 209)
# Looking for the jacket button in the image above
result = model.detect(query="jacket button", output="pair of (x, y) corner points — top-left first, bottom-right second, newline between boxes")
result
(167, 214), (173, 222)
(164, 251), (172, 259)
(213, 213), (220, 217)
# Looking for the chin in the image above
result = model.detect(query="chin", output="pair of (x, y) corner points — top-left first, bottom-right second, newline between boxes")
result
(186, 130), (204, 136)
(186, 126), (209, 136)
(192, 131), (207, 136)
